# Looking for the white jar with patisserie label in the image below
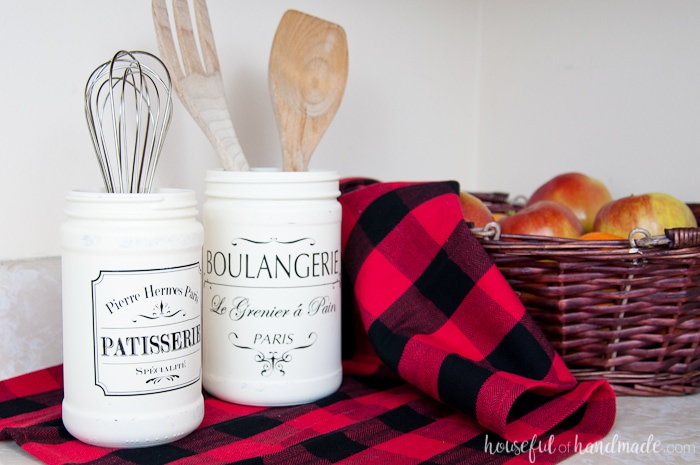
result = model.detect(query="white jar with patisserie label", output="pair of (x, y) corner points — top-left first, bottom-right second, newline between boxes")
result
(202, 169), (342, 406)
(60, 188), (204, 448)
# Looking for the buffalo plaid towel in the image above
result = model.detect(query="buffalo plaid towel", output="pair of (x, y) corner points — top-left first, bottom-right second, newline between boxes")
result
(0, 179), (616, 464)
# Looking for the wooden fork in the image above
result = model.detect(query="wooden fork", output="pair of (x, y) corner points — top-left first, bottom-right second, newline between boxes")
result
(152, 0), (249, 171)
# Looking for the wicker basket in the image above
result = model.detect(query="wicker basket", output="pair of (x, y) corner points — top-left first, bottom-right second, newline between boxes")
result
(470, 191), (525, 214)
(471, 221), (700, 396)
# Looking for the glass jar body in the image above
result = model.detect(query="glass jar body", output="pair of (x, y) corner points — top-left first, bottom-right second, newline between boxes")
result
(60, 189), (204, 448)
(202, 170), (342, 406)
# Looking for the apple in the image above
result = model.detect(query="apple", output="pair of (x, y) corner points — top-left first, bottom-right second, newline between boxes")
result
(498, 200), (584, 238)
(527, 172), (612, 233)
(593, 193), (697, 237)
(459, 191), (495, 228)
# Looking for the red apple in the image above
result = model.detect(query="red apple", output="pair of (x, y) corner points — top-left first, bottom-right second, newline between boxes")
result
(528, 172), (612, 233)
(459, 191), (495, 228)
(498, 200), (584, 238)
(593, 193), (697, 238)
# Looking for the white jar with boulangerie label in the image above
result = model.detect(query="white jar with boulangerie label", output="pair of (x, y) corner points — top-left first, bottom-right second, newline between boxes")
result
(60, 189), (204, 448)
(202, 169), (342, 406)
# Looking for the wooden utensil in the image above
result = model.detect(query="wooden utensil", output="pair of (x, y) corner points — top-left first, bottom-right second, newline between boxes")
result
(269, 10), (348, 171)
(152, 0), (249, 171)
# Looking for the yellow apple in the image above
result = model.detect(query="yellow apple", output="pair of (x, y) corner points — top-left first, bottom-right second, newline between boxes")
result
(593, 193), (697, 237)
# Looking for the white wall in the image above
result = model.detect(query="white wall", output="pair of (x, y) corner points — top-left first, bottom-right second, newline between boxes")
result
(477, 0), (700, 203)
(0, 0), (477, 261)
(2, 0), (700, 263)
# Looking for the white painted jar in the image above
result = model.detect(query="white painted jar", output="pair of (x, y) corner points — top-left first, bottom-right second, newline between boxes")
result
(60, 189), (204, 448)
(202, 169), (342, 406)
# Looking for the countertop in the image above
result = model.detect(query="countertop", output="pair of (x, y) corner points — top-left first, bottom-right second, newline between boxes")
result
(1, 394), (697, 464)
(2, 262), (698, 463)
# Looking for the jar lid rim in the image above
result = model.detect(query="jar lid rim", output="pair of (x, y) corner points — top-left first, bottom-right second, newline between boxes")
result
(205, 168), (339, 184)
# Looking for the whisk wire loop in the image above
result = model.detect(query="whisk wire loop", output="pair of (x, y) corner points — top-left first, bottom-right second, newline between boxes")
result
(85, 50), (173, 193)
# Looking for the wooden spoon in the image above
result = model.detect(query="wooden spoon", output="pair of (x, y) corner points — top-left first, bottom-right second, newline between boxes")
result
(269, 10), (349, 171)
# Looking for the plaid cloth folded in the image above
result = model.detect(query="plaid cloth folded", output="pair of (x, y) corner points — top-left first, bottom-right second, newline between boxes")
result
(0, 179), (616, 464)
(338, 179), (615, 439)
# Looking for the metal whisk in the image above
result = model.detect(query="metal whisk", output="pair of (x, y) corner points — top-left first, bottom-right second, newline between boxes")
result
(85, 50), (173, 193)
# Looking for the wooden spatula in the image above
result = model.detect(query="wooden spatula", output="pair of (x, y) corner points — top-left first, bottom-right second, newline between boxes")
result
(269, 10), (349, 171)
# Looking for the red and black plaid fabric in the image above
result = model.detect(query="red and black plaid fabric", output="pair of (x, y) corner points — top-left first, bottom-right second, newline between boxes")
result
(0, 179), (616, 464)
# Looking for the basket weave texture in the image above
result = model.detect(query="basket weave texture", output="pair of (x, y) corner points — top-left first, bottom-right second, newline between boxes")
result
(471, 200), (700, 396)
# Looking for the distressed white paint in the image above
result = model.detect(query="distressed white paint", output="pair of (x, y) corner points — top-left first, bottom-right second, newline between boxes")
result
(0, 257), (62, 380)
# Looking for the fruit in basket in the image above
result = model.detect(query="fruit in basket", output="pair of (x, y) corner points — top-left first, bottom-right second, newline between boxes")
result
(459, 191), (495, 228)
(593, 192), (697, 237)
(578, 231), (625, 240)
(498, 200), (584, 238)
(527, 172), (612, 233)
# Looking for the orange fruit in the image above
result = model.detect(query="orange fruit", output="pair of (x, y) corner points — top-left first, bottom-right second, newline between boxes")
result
(578, 232), (625, 241)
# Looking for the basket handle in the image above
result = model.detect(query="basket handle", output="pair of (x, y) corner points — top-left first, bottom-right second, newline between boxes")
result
(664, 227), (700, 249)
(632, 227), (700, 249)
(472, 224), (700, 249)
